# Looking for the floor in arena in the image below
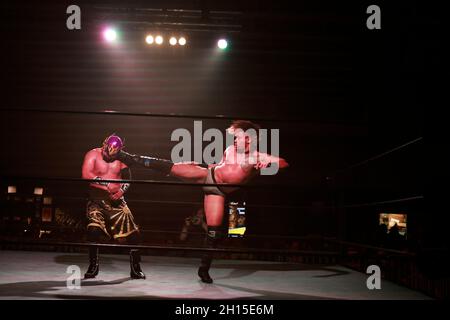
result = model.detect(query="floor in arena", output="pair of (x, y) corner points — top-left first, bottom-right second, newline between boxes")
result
(0, 250), (430, 300)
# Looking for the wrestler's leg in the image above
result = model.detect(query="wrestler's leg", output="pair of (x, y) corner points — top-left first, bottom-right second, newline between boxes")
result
(84, 226), (103, 279)
(204, 194), (225, 226)
(126, 232), (146, 279)
(170, 163), (208, 183)
(198, 194), (225, 283)
(111, 199), (146, 280)
(87, 226), (105, 242)
(119, 151), (208, 183)
(84, 199), (109, 279)
(126, 231), (142, 244)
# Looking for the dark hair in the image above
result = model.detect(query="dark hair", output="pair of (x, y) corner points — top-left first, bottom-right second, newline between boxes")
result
(230, 120), (261, 132)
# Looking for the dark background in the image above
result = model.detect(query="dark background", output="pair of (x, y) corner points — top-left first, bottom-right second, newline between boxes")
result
(1, 1), (433, 244)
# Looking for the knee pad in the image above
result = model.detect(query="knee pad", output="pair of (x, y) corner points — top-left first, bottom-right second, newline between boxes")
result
(205, 226), (222, 247)
(207, 226), (222, 240)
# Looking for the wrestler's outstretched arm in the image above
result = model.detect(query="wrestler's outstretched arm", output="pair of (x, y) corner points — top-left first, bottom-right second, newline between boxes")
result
(255, 152), (289, 170)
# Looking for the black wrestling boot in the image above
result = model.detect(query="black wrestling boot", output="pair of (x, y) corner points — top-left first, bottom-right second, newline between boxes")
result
(198, 227), (220, 283)
(130, 249), (146, 279)
(118, 151), (173, 175)
(84, 247), (99, 279)
(198, 254), (213, 283)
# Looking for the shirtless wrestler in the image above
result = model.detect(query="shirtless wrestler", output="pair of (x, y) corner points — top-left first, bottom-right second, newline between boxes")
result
(82, 134), (145, 279)
(118, 120), (288, 283)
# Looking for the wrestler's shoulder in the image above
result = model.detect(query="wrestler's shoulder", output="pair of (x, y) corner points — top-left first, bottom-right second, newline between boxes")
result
(85, 148), (102, 158)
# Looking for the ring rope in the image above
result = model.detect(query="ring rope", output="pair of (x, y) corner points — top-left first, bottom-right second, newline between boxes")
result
(342, 195), (423, 208)
(2, 107), (359, 125)
(0, 239), (340, 256)
(1, 175), (302, 190)
(329, 136), (423, 178)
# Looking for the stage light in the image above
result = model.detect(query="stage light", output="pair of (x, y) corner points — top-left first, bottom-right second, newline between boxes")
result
(169, 37), (177, 46)
(217, 39), (228, 50)
(7, 186), (16, 194)
(145, 35), (154, 44)
(178, 37), (186, 46)
(103, 28), (117, 42)
(155, 35), (163, 45)
(34, 187), (44, 196)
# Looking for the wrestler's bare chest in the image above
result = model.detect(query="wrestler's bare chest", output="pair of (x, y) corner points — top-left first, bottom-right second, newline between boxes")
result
(93, 152), (122, 177)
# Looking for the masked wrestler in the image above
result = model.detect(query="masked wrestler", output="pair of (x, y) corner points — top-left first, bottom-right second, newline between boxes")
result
(81, 134), (145, 279)
(118, 120), (288, 283)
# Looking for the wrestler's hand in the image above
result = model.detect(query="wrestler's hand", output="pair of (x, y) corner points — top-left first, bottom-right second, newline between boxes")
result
(254, 160), (271, 170)
(110, 189), (124, 201)
(107, 183), (121, 194)
(107, 183), (122, 200)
